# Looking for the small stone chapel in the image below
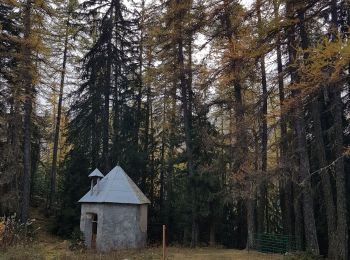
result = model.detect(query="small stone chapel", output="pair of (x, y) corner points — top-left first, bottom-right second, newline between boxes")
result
(78, 165), (150, 252)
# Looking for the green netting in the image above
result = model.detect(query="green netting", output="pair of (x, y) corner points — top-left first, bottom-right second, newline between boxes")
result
(254, 233), (298, 254)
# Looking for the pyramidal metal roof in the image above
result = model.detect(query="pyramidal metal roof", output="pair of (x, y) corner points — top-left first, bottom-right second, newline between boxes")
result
(78, 166), (150, 205)
(88, 168), (104, 178)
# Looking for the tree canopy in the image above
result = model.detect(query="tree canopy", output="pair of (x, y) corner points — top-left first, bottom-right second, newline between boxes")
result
(1, 0), (350, 258)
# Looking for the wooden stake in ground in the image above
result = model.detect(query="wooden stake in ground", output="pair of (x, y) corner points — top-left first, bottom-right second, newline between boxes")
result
(162, 225), (166, 260)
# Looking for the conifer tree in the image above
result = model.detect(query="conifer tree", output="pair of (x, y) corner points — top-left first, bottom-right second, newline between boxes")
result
(0, 1), (22, 216)
(48, 0), (78, 213)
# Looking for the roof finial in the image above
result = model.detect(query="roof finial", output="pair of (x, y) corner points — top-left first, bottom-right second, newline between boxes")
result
(117, 161), (120, 166)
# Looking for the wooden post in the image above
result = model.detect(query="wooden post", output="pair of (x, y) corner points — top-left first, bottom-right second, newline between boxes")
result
(162, 225), (166, 260)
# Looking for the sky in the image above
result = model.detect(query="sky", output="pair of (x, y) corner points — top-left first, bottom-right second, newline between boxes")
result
(241, 0), (254, 8)
(42, 0), (256, 114)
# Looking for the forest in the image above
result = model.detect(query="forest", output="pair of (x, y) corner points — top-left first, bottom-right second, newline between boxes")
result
(1, 0), (350, 258)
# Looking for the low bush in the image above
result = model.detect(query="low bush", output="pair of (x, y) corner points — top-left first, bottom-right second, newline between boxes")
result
(0, 214), (38, 249)
(69, 228), (86, 251)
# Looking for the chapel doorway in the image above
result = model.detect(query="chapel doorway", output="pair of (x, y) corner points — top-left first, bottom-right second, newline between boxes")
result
(91, 214), (98, 249)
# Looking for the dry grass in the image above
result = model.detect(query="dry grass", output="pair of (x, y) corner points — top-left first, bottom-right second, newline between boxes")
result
(2, 244), (283, 260)
(1, 208), (283, 260)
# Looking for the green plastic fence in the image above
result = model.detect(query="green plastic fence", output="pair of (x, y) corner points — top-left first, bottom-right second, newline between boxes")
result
(254, 233), (298, 254)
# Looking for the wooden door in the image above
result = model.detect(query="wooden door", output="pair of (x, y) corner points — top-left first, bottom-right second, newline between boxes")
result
(91, 214), (97, 249)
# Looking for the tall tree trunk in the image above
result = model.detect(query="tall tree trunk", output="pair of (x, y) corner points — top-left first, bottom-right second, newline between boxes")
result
(175, 0), (196, 247)
(159, 85), (167, 220)
(137, 0), (145, 188)
(102, 15), (113, 173)
(257, 0), (268, 234)
(90, 17), (99, 169)
(21, 0), (33, 223)
(273, 0), (293, 240)
(246, 197), (256, 249)
(209, 222), (216, 246)
(143, 42), (152, 198)
(177, 31), (196, 248)
(12, 90), (22, 214)
(330, 1), (348, 258)
(48, 18), (69, 212)
(293, 184), (304, 250)
(311, 99), (337, 257)
(295, 109), (319, 254)
(167, 77), (177, 240)
(177, 26), (194, 179)
(247, 131), (259, 249)
(299, 6), (338, 253)
(112, 27), (121, 165)
(209, 201), (216, 246)
(331, 84), (348, 259)
(287, 1), (319, 254)
(149, 98), (155, 205)
(222, 0), (252, 246)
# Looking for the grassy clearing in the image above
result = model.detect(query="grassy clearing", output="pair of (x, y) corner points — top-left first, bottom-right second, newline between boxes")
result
(2, 244), (283, 260)
(1, 208), (283, 260)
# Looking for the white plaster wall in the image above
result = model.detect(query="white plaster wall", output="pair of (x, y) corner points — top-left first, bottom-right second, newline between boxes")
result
(80, 203), (148, 252)
(80, 203), (104, 250)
